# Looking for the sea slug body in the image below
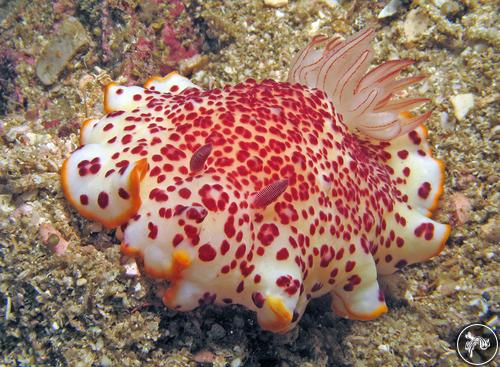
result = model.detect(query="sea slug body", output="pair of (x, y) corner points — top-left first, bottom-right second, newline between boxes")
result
(61, 29), (450, 333)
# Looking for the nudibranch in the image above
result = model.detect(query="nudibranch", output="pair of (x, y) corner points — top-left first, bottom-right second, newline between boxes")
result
(61, 28), (450, 333)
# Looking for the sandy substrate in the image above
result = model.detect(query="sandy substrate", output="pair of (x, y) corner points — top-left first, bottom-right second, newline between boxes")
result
(0, 0), (498, 366)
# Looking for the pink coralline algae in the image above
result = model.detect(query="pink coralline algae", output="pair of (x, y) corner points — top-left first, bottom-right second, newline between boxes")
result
(61, 29), (450, 333)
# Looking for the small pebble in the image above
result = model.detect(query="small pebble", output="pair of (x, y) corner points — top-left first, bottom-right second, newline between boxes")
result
(264, 0), (288, 8)
(404, 290), (414, 303)
(468, 298), (489, 317)
(450, 93), (475, 120)
(76, 278), (88, 287)
(378, 0), (402, 19)
(100, 355), (112, 367)
(122, 258), (140, 277)
(379, 273), (408, 303)
(39, 223), (69, 255)
(47, 234), (60, 247)
(450, 192), (471, 224)
(208, 323), (226, 340)
(378, 344), (391, 353)
(436, 281), (459, 297)
(403, 9), (430, 42)
(440, 1), (463, 19)
(233, 315), (245, 328)
(193, 350), (215, 363)
(88, 222), (103, 233)
(440, 111), (451, 129)
(480, 218), (500, 243)
(179, 54), (209, 76)
(36, 17), (90, 85)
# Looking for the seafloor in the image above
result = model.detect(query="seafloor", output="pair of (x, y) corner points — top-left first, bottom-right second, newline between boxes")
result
(0, 0), (498, 366)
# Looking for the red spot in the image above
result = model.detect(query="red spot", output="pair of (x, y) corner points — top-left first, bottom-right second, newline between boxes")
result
(149, 166), (161, 177)
(178, 188), (191, 199)
(396, 237), (405, 247)
(184, 224), (198, 239)
(257, 223), (280, 246)
(345, 261), (355, 272)
(148, 222), (158, 239)
(276, 275), (290, 287)
(378, 289), (385, 302)
(418, 182), (432, 199)
(409, 131), (421, 145)
(103, 123), (114, 131)
(198, 244), (217, 262)
(236, 150), (250, 162)
(220, 240), (230, 255)
(149, 188), (169, 202)
(397, 150), (409, 159)
(198, 184), (218, 212)
(414, 222), (434, 240)
(344, 284), (354, 291)
(424, 226), (434, 240)
(311, 283), (323, 292)
(220, 111), (235, 127)
(89, 164), (101, 174)
(224, 216), (236, 238)
(252, 292), (265, 308)
(79, 194), (89, 205)
(186, 206), (208, 223)
(173, 234), (183, 247)
(97, 192), (109, 209)
(118, 188), (130, 199)
(77, 160), (89, 168)
(276, 248), (289, 260)
(236, 281), (244, 293)
(228, 202), (238, 215)
(133, 94), (142, 101)
(160, 144), (186, 161)
(395, 259), (408, 269)
(235, 244), (246, 259)
(121, 134), (132, 144)
(240, 261), (255, 277)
